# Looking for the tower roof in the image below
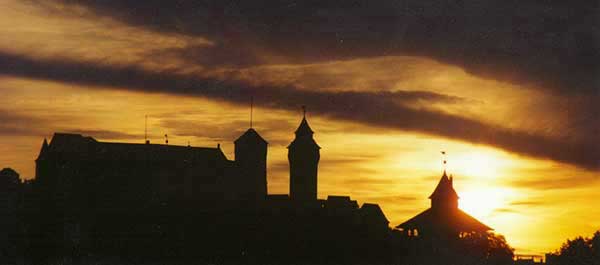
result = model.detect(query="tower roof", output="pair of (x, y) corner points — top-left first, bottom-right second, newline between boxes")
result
(429, 170), (459, 200)
(288, 116), (320, 149)
(235, 128), (268, 145)
(295, 117), (314, 136)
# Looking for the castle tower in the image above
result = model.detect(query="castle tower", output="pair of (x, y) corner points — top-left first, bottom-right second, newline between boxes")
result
(234, 128), (268, 200)
(288, 107), (320, 201)
(428, 170), (459, 210)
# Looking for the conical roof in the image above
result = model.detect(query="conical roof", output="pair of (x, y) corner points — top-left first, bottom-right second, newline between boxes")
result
(288, 116), (320, 149)
(429, 171), (459, 200)
(295, 117), (314, 136)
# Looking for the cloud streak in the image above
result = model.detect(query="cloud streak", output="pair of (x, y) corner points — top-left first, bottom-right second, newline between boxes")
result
(1, 52), (598, 170)
(40, 0), (600, 95)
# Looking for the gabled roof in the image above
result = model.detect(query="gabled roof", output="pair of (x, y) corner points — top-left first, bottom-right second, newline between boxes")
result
(360, 203), (389, 224)
(234, 128), (268, 145)
(44, 132), (229, 162)
(396, 207), (492, 232)
(429, 171), (459, 200)
(36, 138), (49, 161)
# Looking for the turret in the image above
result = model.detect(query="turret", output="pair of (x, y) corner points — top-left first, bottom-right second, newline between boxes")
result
(288, 107), (320, 201)
(429, 170), (459, 210)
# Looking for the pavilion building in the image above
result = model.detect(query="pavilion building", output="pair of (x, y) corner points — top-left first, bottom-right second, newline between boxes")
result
(396, 170), (491, 237)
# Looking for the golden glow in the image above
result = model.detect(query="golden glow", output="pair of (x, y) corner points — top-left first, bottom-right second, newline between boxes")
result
(0, 1), (597, 255)
(459, 187), (512, 219)
(0, 76), (598, 256)
(451, 151), (507, 179)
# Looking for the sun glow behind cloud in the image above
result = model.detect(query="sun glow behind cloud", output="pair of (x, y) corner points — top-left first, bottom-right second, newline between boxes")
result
(1, 75), (599, 255)
(0, 0), (598, 256)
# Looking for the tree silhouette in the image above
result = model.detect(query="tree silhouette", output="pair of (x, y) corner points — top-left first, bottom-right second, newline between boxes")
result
(0, 168), (20, 191)
(460, 232), (514, 265)
(548, 230), (600, 265)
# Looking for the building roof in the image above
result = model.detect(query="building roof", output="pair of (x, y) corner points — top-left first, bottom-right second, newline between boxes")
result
(295, 117), (314, 136)
(288, 117), (320, 149)
(360, 203), (389, 225)
(36, 138), (49, 161)
(45, 132), (228, 162)
(429, 170), (459, 200)
(326, 195), (359, 209)
(396, 207), (492, 232)
(234, 128), (268, 145)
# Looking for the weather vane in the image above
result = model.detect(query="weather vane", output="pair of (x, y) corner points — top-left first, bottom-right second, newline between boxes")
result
(441, 150), (447, 173)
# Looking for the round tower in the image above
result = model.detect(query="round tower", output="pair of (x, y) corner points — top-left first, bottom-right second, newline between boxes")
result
(288, 108), (320, 201)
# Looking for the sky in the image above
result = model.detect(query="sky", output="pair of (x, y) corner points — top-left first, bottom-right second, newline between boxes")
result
(0, 0), (599, 255)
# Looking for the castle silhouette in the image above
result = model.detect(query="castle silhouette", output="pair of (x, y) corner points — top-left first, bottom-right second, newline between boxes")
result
(35, 110), (383, 211)
(31, 110), (393, 263)
(22, 109), (495, 263)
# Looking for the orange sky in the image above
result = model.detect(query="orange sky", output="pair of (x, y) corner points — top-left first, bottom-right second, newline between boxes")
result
(0, 0), (598, 255)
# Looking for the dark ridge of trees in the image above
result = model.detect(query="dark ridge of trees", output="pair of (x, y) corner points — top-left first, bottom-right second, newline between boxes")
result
(393, 231), (514, 265)
(546, 231), (600, 265)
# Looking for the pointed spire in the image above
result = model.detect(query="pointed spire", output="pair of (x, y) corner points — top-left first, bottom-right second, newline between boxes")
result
(295, 106), (314, 136)
(429, 170), (458, 200)
(302, 105), (306, 118)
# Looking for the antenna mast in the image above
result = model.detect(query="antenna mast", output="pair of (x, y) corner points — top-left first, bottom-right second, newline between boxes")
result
(145, 115), (148, 144)
(250, 96), (254, 128)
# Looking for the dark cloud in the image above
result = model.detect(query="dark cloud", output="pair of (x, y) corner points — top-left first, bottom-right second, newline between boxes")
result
(0, 109), (138, 141)
(0, 52), (598, 170)
(508, 176), (600, 190)
(160, 119), (249, 142)
(0, 110), (45, 136)
(362, 195), (418, 203)
(39, 0), (600, 95)
(494, 208), (518, 213)
(63, 129), (140, 140)
(509, 200), (545, 207)
(159, 118), (295, 146)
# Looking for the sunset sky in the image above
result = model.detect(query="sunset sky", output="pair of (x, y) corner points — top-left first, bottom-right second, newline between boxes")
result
(1, 0), (598, 255)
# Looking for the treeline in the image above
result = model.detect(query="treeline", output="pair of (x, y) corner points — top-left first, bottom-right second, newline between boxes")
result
(547, 231), (600, 265)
